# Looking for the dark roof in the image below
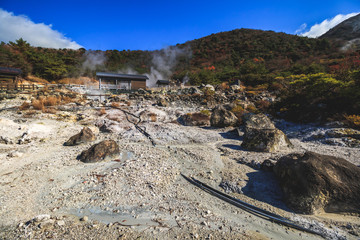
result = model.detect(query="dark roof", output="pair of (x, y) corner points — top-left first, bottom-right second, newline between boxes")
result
(0, 67), (22, 75)
(96, 72), (148, 80)
(156, 80), (170, 85)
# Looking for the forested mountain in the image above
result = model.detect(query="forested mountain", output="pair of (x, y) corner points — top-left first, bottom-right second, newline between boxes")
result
(1, 27), (360, 122)
(0, 28), (343, 84)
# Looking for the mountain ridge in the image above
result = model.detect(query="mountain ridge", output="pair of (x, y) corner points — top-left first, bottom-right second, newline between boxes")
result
(320, 13), (360, 41)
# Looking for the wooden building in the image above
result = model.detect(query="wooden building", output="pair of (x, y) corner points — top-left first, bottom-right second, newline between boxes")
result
(96, 72), (148, 90)
(0, 67), (22, 84)
(156, 80), (170, 88)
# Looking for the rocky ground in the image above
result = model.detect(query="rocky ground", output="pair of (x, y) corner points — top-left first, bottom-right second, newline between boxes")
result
(0, 88), (360, 240)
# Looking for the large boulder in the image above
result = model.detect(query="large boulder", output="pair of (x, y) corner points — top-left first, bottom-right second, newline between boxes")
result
(64, 127), (95, 146)
(273, 151), (360, 214)
(241, 114), (292, 152)
(210, 105), (239, 127)
(180, 112), (210, 126)
(78, 140), (120, 163)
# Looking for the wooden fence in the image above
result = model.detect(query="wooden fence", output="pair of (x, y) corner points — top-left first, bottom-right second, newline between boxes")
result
(0, 83), (62, 91)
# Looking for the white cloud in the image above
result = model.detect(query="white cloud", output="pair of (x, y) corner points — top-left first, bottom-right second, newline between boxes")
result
(299, 12), (360, 38)
(295, 23), (307, 34)
(0, 8), (83, 49)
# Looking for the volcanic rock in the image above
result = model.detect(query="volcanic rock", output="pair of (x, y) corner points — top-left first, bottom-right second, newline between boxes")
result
(210, 105), (238, 127)
(64, 127), (95, 146)
(230, 84), (242, 92)
(204, 84), (215, 92)
(157, 97), (169, 107)
(180, 112), (210, 126)
(241, 113), (292, 152)
(78, 140), (120, 163)
(273, 151), (360, 214)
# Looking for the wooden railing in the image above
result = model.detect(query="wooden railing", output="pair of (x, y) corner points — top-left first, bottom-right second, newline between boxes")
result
(0, 83), (63, 91)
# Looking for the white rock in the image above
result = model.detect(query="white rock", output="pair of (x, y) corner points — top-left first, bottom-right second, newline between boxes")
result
(56, 220), (65, 226)
(34, 214), (51, 222)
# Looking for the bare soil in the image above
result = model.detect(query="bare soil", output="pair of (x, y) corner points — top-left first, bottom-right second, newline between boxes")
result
(0, 93), (360, 240)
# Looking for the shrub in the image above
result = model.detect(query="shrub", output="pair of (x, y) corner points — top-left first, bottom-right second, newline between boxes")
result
(246, 105), (258, 113)
(32, 99), (44, 111)
(231, 105), (245, 122)
(200, 109), (211, 116)
(43, 96), (60, 106)
(344, 115), (360, 129)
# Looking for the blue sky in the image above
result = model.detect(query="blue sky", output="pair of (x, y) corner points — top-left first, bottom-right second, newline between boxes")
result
(1, 0), (360, 50)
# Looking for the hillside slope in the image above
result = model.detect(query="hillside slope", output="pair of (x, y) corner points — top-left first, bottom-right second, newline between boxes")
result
(320, 13), (360, 41)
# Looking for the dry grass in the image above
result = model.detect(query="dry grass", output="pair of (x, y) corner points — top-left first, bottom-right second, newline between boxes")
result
(19, 101), (31, 111)
(58, 77), (98, 86)
(61, 96), (75, 104)
(231, 105), (245, 123)
(43, 96), (60, 106)
(23, 110), (37, 118)
(26, 75), (49, 84)
(148, 113), (157, 122)
(246, 105), (258, 113)
(99, 107), (107, 116)
(43, 108), (57, 114)
(32, 99), (44, 111)
(31, 95), (68, 111)
(111, 102), (121, 108)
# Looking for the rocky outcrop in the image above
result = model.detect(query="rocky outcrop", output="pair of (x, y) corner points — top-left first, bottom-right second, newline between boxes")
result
(273, 151), (360, 214)
(64, 127), (95, 146)
(241, 114), (292, 152)
(180, 112), (210, 126)
(177, 87), (202, 95)
(210, 105), (238, 127)
(78, 140), (120, 163)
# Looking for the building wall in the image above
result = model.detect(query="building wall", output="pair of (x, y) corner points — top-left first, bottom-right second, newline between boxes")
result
(131, 80), (146, 90)
(0, 74), (17, 83)
(98, 76), (146, 90)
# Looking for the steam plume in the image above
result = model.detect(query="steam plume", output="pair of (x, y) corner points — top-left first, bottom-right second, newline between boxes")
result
(82, 50), (106, 71)
(146, 46), (192, 87)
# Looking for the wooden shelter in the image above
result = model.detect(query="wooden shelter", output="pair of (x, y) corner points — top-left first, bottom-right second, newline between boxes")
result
(156, 80), (170, 87)
(96, 72), (148, 90)
(0, 67), (22, 84)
